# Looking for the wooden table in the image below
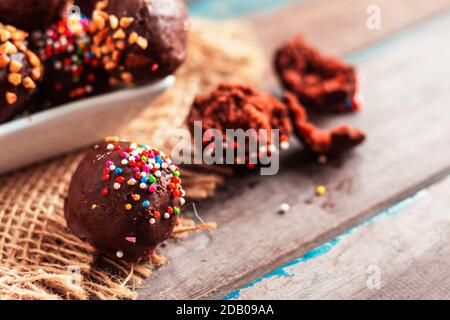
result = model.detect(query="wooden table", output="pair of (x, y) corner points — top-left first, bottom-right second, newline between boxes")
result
(138, 0), (450, 299)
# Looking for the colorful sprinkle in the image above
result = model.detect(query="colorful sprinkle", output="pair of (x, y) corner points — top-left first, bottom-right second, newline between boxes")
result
(142, 200), (150, 208)
(316, 185), (327, 196)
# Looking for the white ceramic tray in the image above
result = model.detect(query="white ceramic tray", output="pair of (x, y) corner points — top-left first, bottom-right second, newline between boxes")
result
(0, 76), (175, 175)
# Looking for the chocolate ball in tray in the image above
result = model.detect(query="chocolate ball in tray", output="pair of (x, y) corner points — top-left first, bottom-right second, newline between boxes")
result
(89, 0), (189, 85)
(0, 23), (43, 123)
(30, 14), (110, 109)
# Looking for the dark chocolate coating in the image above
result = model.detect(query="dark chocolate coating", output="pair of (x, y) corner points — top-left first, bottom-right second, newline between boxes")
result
(0, 0), (67, 32)
(75, 0), (98, 17)
(0, 53), (33, 122)
(65, 142), (184, 262)
(0, 25), (42, 123)
(92, 0), (189, 84)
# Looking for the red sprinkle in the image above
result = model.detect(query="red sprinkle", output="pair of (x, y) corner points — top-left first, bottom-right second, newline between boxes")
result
(101, 188), (109, 196)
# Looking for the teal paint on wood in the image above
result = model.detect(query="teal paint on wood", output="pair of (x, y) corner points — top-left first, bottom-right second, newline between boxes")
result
(223, 189), (427, 300)
(188, 0), (302, 19)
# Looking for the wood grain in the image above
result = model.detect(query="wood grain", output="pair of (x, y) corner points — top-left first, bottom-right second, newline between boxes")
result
(138, 3), (450, 299)
(249, 0), (450, 90)
(250, 0), (450, 56)
(232, 178), (450, 300)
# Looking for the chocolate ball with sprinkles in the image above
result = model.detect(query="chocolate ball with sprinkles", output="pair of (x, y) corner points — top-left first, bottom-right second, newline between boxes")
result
(0, 23), (43, 123)
(30, 13), (110, 109)
(88, 0), (189, 85)
(65, 138), (186, 262)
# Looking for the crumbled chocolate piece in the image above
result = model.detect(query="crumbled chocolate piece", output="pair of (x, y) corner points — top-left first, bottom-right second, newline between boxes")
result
(284, 92), (365, 156)
(275, 36), (361, 113)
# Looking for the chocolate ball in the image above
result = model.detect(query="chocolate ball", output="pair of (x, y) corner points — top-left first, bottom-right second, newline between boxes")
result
(0, 0), (67, 32)
(0, 24), (43, 123)
(30, 15), (110, 109)
(89, 0), (189, 85)
(65, 140), (186, 262)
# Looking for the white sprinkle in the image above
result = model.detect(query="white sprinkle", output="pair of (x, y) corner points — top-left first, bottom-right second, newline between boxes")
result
(130, 143), (137, 149)
(128, 156), (136, 162)
(140, 183), (147, 189)
(149, 218), (156, 225)
(128, 178), (137, 186)
(141, 172), (147, 177)
(279, 203), (290, 214)
(109, 165), (116, 171)
(161, 163), (168, 169)
(107, 144), (114, 150)
(114, 183), (121, 190)
(280, 141), (290, 150)
(116, 251), (124, 258)
(121, 159), (128, 165)
(164, 212), (170, 219)
(131, 150), (139, 157)
(154, 163), (161, 169)
(179, 198), (186, 206)
(154, 170), (162, 178)
(169, 164), (176, 172)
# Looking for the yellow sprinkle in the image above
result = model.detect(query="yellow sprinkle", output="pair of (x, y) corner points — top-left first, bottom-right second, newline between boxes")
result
(316, 185), (326, 196)
(125, 204), (132, 211)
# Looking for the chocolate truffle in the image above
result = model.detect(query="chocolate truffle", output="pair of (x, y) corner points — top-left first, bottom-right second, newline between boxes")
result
(284, 92), (365, 156)
(0, 0), (67, 32)
(275, 36), (361, 113)
(89, 0), (189, 85)
(65, 140), (186, 262)
(188, 84), (292, 168)
(31, 15), (110, 108)
(0, 24), (43, 123)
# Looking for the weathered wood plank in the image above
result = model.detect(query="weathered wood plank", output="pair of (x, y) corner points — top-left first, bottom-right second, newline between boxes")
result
(250, 0), (450, 56)
(230, 177), (450, 300)
(250, 0), (450, 90)
(138, 6), (450, 299)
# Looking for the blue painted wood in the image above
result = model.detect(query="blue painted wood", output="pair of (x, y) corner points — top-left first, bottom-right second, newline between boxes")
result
(188, 0), (302, 19)
(223, 189), (427, 300)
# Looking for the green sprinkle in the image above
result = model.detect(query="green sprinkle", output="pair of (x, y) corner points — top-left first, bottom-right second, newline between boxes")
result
(149, 176), (156, 183)
(174, 207), (180, 215)
(173, 171), (180, 177)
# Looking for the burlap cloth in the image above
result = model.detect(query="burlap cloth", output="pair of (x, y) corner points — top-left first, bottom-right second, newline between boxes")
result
(0, 19), (265, 300)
